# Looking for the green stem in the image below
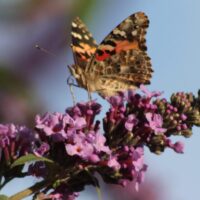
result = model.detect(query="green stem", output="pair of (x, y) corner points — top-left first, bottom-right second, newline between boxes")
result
(95, 185), (103, 200)
(9, 180), (48, 200)
(85, 168), (103, 200)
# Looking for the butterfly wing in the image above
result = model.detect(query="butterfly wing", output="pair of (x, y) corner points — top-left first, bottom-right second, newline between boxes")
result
(71, 17), (98, 69)
(85, 12), (153, 96)
(94, 49), (152, 96)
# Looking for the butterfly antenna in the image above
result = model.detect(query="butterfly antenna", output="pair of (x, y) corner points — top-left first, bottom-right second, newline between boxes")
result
(67, 76), (77, 105)
(35, 44), (57, 57)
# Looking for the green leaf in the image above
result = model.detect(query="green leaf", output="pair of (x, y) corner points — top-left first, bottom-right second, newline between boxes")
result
(11, 154), (54, 168)
(0, 195), (9, 200)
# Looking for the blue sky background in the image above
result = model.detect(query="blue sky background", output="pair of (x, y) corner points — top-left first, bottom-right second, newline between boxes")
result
(1, 0), (200, 199)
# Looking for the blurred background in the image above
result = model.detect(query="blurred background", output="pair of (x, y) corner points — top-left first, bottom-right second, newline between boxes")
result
(0, 0), (200, 199)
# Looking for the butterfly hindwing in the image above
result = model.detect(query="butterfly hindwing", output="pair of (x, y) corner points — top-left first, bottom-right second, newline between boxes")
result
(71, 17), (98, 69)
(92, 49), (152, 96)
(88, 49), (152, 80)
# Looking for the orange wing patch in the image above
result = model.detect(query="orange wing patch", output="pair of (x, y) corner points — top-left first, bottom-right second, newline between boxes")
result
(72, 43), (96, 61)
(115, 40), (139, 52)
(94, 40), (139, 61)
(71, 17), (98, 68)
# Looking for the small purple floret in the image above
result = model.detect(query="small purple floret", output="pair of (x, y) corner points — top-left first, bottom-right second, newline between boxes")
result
(145, 113), (166, 134)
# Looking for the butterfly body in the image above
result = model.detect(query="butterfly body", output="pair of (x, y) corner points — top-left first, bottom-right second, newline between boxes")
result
(69, 64), (99, 92)
(70, 12), (153, 97)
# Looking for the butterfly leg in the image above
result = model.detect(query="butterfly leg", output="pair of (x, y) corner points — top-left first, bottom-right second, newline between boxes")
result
(69, 84), (76, 105)
(86, 83), (92, 101)
(67, 75), (81, 88)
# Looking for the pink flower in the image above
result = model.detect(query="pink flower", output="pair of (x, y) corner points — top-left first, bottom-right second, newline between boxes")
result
(0, 124), (10, 147)
(65, 131), (110, 163)
(63, 114), (86, 131)
(35, 112), (64, 137)
(173, 141), (184, 153)
(166, 139), (184, 153)
(125, 114), (138, 131)
(67, 101), (101, 127)
(106, 94), (125, 107)
(107, 156), (121, 170)
(35, 112), (87, 142)
(132, 147), (145, 171)
(145, 113), (166, 134)
(34, 143), (50, 157)
(0, 124), (34, 162)
(134, 164), (148, 191)
(140, 85), (163, 98)
(90, 131), (110, 154)
(65, 132), (94, 160)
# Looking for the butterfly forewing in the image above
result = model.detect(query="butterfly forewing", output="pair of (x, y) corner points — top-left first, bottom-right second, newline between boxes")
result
(71, 17), (98, 69)
(86, 12), (150, 72)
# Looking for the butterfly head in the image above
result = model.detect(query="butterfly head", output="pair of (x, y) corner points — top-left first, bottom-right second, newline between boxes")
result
(68, 65), (87, 88)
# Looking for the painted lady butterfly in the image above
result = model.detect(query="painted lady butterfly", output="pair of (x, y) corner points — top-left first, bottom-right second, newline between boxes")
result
(69, 12), (153, 97)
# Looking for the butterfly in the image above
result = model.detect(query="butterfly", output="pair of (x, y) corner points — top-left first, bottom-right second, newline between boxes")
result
(69, 12), (153, 97)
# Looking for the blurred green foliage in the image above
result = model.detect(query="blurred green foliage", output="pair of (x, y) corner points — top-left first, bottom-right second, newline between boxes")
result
(0, 67), (29, 97)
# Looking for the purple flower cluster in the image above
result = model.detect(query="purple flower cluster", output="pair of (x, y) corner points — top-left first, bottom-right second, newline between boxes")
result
(104, 85), (185, 155)
(113, 146), (147, 191)
(1, 86), (199, 200)
(27, 102), (113, 199)
(0, 124), (34, 163)
(35, 102), (110, 163)
(155, 98), (188, 133)
(104, 86), (165, 146)
(32, 99), (149, 198)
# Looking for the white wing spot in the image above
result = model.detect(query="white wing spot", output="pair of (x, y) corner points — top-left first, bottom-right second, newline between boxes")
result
(84, 35), (90, 40)
(71, 32), (82, 39)
(72, 22), (78, 28)
(113, 29), (126, 37)
(131, 30), (137, 36)
(125, 18), (132, 23)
